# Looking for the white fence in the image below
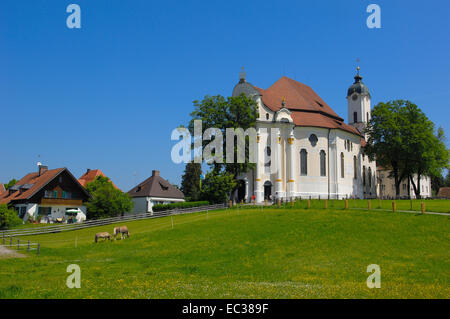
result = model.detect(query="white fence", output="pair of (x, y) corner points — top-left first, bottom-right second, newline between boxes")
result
(1, 204), (227, 238)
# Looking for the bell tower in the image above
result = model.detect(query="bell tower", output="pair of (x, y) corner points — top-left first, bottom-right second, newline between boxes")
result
(347, 66), (371, 133)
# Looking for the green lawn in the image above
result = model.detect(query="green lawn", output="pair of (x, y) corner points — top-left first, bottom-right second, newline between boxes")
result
(0, 207), (449, 298)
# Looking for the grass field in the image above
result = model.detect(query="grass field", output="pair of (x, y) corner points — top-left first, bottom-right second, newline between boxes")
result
(0, 207), (449, 299)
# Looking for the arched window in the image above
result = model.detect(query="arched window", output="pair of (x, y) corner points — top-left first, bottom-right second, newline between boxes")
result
(320, 150), (326, 177)
(353, 156), (357, 179)
(300, 149), (308, 176)
(353, 112), (358, 123)
(363, 166), (366, 186)
(368, 167), (372, 187)
(264, 146), (271, 174)
(266, 113), (270, 120)
(309, 134), (318, 147)
(366, 112), (369, 123)
(340, 152), (345, 178)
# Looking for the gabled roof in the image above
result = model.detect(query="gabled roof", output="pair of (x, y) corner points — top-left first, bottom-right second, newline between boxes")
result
(0, 183), (5, 195)
(78, 169), (120, 190)
(0, 168), (90, 205)
(128, 170), (184, 200)
(437, 187), (450, 199)
(251, 76), (362, 136)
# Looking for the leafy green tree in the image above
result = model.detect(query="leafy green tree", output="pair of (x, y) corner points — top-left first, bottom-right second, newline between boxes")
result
(365, 100), (449, 198)
(85, 176), (133, 219)
(188, 93), (258, 193)
(199, 171), (236, 204)
(181, 161), (202, 201)
(0, 204), (22, 229)
(4, 179), (17, 190)
(365, 101), (409, 197)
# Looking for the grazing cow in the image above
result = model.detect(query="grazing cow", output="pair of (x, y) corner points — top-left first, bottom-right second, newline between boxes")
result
(95, 232), (111, 243)
(113, 226), (130, 240)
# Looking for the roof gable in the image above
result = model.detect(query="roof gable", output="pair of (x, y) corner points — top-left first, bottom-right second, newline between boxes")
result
(128, 173), (184, 199)
(78, 169), (120, 190)
(0, 168), (90, 205)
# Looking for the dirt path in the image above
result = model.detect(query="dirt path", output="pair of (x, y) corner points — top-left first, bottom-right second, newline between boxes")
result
(0, 245), (26, 259)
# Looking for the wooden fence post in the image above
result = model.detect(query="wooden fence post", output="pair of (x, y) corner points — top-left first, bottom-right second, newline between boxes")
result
(392, 201), (396, 212)
(421, 202), (425, 215)
(325, 199), (328, 209)
(345, 200), (348, 210)
(307, 200), (311, 209)
(28, 240), (30, 252)
(277, 199), (281, 208)
(291, 199), (294, 208)
(37, 243), (40, 256)
(368, 200), (371, 211)
(17, 238), (20, 250)
(10, 236), (12, 247)
(229, 200), (233, 208)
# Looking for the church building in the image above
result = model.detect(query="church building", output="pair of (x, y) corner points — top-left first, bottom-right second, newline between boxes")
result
(233, 68), (377, 202)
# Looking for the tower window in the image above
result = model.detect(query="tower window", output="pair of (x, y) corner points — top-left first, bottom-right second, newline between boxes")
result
(366, 112), (369, 123)
(353, 112), (358, 123)
(340, 153), (345, 178)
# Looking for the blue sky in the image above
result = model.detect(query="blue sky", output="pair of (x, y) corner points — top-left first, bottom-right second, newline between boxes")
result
(1, 0), (449, 190)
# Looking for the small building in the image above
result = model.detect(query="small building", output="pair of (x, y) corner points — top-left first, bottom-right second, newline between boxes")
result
(437, 187), (450, 199)
(128, 170), (184, 214)
(78, 168), (120, 190)
(377, 166), (432, 199)
(0, 165), (90, 222)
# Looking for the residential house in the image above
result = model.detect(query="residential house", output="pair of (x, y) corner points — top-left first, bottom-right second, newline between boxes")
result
(128, 170), (184, 214)
(78, 168), (120, 190)
(0, 165), (90, 222)
(377, 166), (432, 199)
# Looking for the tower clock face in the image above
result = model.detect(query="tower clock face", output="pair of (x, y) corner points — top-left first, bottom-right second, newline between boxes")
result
(352, 94), (358, 101)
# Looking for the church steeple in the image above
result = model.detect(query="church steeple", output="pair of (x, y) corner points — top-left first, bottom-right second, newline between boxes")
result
(347, 66), (371, 132)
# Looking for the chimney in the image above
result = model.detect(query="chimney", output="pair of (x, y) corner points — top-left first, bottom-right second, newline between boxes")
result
(38, 164), (48, 176)
(86, 169), (91, 174)
(152, 170), (160, 177)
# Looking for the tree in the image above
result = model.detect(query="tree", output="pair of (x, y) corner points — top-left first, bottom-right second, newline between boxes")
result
(4, 179), (17, 190)
(199, 171), (236, 204)
(365, 101), (409, 197)
(188, 93), (258, 194)
(0, 204), (22, 229)
(365, 100), (449, 198)
(85, 176), (133, 219)
(181, 161), (202, 201)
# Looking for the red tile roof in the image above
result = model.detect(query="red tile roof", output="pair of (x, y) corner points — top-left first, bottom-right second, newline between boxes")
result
(0, 168), (64, 204)
(0, 183), (5, 195)
(254, 76), (362, 136)
(78, 169), (120, 190)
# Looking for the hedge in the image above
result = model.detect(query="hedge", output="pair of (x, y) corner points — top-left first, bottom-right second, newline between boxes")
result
(152, 201), (210, 212)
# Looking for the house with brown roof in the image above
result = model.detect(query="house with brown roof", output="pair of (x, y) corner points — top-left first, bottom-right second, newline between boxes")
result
(78, 169), (120, 190)
(128, 170), (184, 214)
(437, 187), (450, 199)
(0, 164), (90, 222)
(232, 67), (377, 202)
(0, 183), (5, 196)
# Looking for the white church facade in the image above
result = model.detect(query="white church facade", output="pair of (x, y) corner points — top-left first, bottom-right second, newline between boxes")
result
(233, 68), (377, 203)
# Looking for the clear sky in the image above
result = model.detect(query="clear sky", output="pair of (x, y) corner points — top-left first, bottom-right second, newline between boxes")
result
(1, 0), (449, 190)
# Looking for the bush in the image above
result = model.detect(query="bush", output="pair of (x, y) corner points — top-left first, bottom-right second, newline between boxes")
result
(152, 201), (209, 212)
(0, 204), (22, 229)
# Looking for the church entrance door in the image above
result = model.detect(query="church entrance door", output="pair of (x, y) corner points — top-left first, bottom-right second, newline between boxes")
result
(264, 181), (272, 201)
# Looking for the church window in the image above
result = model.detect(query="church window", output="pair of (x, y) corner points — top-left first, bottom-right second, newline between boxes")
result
(320, 150), (326, 177)
(264, 147), (271, 174)
(363, 166), (366, 186)
(353, 156), (357, 179)
(266, 113), (269, 120)
(309, 134), (318, 147)
(366, 112), (369, 123)
(353, 112), (358, 123)
(340, 153), (345, 178)
(368, 167), (372, 187)
(300, 149), (308, 176)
